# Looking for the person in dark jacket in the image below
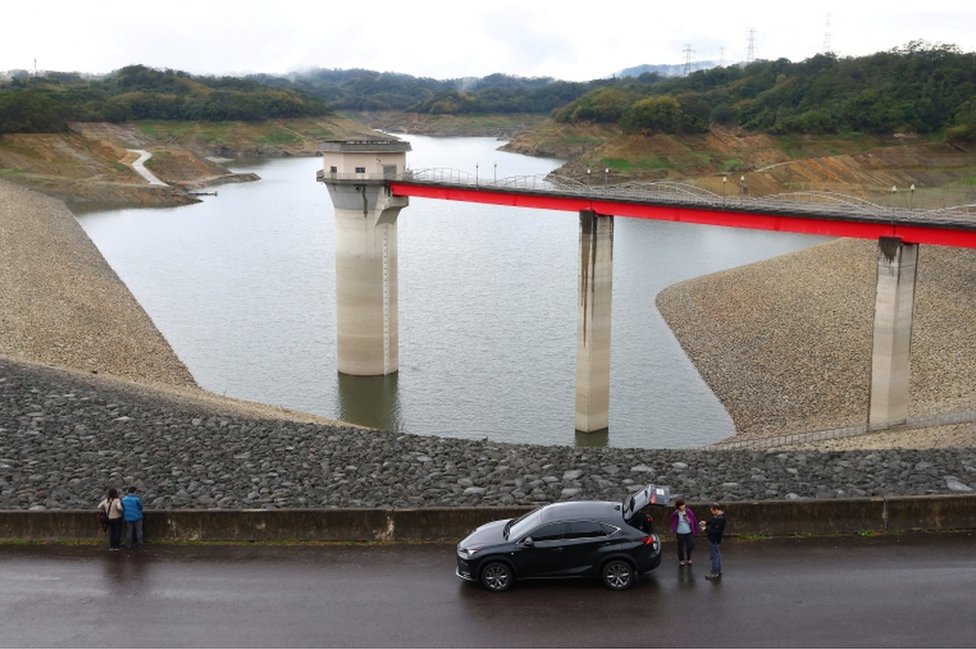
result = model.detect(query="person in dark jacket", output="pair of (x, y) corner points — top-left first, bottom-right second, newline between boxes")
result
(702, 503), (726, 579)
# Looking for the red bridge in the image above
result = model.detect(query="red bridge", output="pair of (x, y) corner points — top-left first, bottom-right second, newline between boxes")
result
(389, 170), (976, 249)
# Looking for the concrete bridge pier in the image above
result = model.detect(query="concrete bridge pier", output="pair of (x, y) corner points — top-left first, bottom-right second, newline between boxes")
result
(868, 237), (919, 429)
(576, 210), (614, 433)
(317, 140), (411, 375)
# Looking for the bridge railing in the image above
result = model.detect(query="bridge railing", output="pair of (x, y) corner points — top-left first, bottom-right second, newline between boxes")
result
(394, 168), (976, 228)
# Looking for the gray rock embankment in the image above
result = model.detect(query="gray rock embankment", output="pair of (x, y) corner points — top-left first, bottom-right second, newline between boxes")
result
(2, 355), (975, 511)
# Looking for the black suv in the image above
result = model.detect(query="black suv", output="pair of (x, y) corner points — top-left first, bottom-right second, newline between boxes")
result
(456, 484), (669, 591)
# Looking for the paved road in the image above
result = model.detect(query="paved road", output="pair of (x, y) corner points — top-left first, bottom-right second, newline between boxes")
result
(1, 533), (973, 647)
(127, 149), (168, 186)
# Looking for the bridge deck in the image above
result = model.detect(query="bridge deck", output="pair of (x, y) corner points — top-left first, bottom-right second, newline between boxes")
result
(388, 173), (976, 248)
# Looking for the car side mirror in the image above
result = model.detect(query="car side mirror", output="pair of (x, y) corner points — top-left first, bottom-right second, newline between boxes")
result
(520, 536), (534, 547)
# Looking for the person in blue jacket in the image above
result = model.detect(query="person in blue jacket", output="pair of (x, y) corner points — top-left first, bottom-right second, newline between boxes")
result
(121, 486), (144, 549)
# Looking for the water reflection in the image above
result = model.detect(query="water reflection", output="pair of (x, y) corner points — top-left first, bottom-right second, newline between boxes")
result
(100, 550), (153, 589)
(574, 429), (609, 448)
(337, 373), (401, 432)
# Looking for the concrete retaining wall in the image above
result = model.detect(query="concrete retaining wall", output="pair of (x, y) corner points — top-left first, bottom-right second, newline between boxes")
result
(1, 495), (973, 544)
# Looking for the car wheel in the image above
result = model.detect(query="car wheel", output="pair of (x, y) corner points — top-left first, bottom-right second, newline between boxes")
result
(480, 561), (514, 592)
(601, 559), (635, 590)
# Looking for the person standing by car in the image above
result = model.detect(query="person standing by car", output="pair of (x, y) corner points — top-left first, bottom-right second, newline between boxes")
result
(670, 499), (698, 566)
(121, 486), (144, 549)
(702, 503), (726, 579)
(98, 488), (124, 551)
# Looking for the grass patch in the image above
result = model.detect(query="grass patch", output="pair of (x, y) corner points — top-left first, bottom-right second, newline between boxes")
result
(560, 135), (602, 146)
(720, 158), (746, 172)
(136, 121), (197, 140)
(602, 156), (671, 172)
(681, 152), (714, 168)
(254, 126), (302, 146)
(305, 126), (335, 139)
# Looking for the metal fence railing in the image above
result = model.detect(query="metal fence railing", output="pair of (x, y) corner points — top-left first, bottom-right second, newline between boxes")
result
(393, 168), (976, 231)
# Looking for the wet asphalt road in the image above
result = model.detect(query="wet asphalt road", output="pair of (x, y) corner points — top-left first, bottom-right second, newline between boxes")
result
(1, 533), (973, 648)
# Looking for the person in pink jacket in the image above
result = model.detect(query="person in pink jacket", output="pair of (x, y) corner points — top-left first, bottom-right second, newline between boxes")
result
(669, 499), (698, 566)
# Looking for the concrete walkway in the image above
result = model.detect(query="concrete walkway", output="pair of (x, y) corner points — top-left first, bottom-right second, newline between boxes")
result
(127, 149), (168, 186)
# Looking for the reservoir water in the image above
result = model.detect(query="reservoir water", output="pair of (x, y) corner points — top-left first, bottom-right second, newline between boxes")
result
(76, 135), (829, 448)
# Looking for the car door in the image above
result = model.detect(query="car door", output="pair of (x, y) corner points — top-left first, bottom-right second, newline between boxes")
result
(622, 484), (671, 521)
(554, 520), (614, 577)
(511, 522), (570, 578)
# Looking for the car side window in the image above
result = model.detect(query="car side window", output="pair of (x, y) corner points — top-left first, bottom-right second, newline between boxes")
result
(567, 520), (609, 539)
(530, 522), (569, 542)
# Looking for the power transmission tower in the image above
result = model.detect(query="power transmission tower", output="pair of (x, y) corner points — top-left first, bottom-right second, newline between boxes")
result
(746, 28), (757, 63)
(823, 13), (833, 53)
(682, 44), (695, 76)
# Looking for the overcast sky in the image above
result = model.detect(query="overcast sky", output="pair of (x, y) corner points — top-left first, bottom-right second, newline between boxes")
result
(3, 1), (974, 81)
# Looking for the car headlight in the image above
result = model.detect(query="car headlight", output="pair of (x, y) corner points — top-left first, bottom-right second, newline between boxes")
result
(458, 546), (482, 558)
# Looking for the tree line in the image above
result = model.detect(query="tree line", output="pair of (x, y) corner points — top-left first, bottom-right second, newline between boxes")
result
(0, 65), (332, 134)
(552, 42), (976, 142)
(2, 43), (975, 142)
(251, 69), (608, 114)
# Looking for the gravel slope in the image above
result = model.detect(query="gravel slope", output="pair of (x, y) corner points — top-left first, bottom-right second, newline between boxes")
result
(657, 238), (976, 449)
(0, 179), (195, 386)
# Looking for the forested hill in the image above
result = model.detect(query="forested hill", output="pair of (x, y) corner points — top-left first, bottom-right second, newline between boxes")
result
(265, 42), (976, 141)
(0, 65), (332, 134)
(552, 42), (976, 142)
(2, 42), (975, 141)
(250, 69), (607, 114)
